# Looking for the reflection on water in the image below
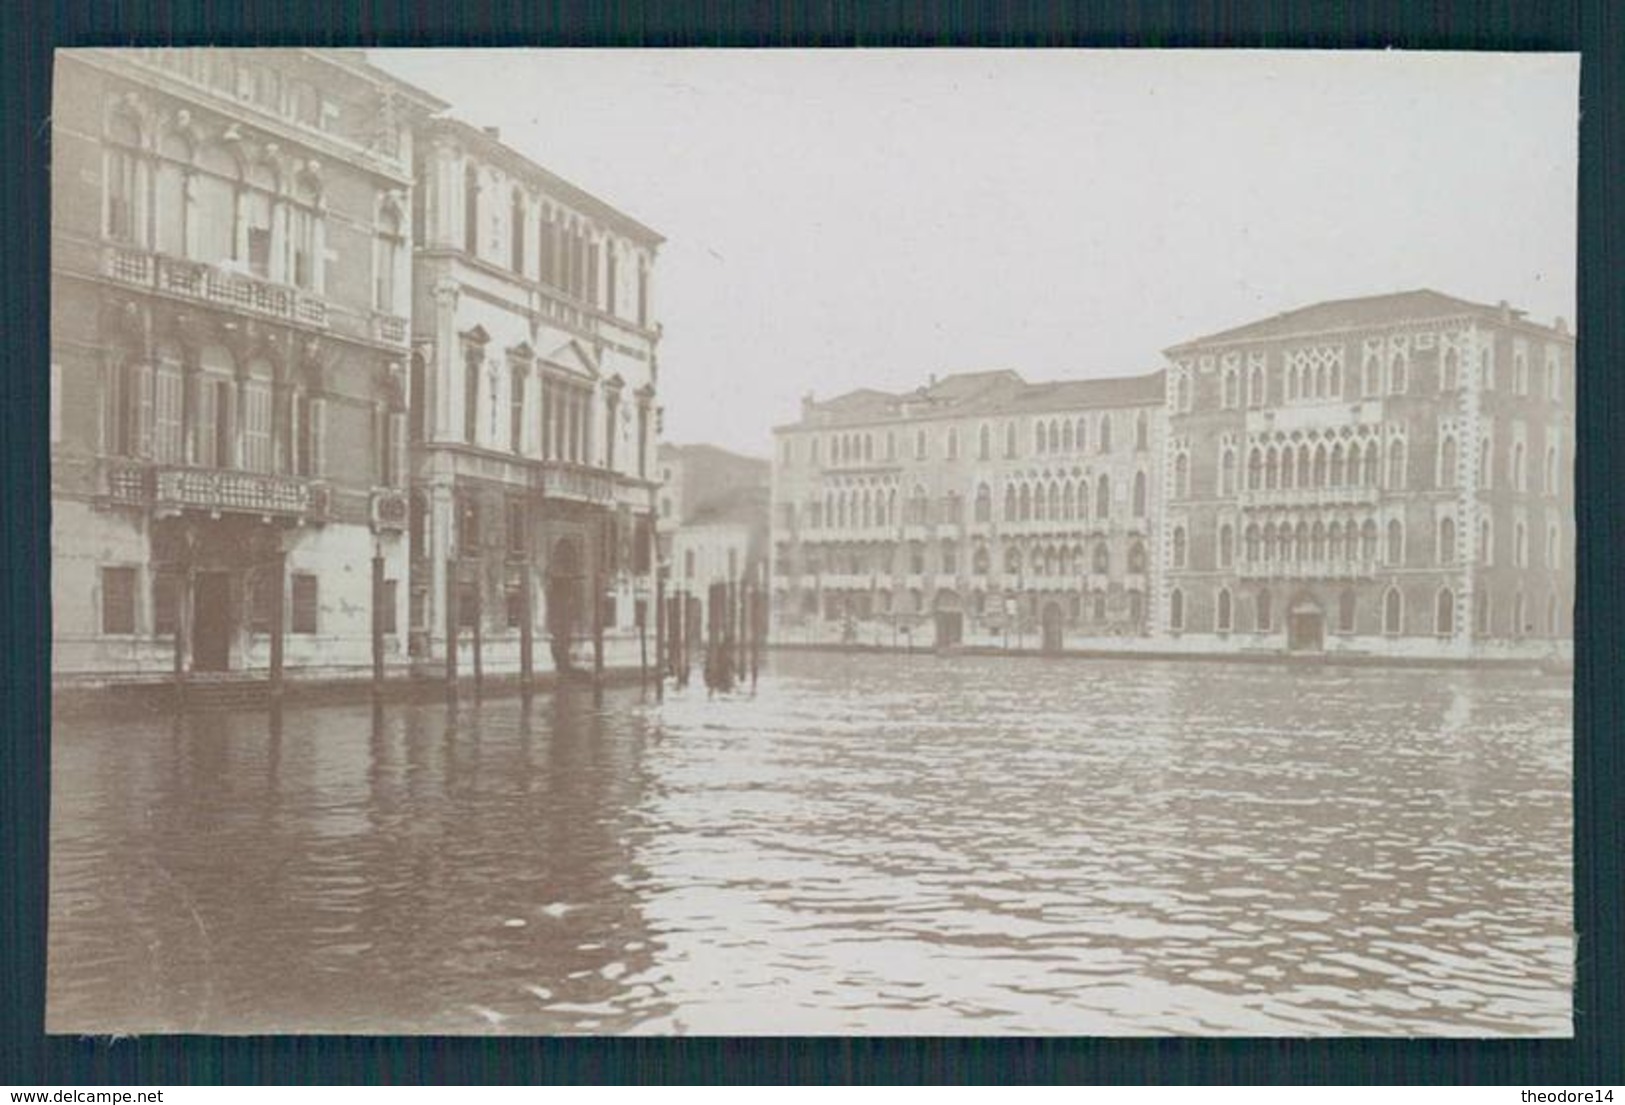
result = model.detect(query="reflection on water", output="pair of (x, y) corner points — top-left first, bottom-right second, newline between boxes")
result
(48, 653), (1572, 1035)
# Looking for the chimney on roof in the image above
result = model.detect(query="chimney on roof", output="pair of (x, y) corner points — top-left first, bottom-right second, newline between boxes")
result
(1555, 315), (1569, 336)
(483, 125), (501, 140)
(1498, 299), (1512, 323)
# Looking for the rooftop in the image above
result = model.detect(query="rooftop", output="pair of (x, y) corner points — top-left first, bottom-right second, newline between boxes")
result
(781, 368), (1166, 431)
(1166, 289), (1571, 352)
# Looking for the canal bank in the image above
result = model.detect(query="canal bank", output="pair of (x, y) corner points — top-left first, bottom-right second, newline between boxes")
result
(767, 639), (1571, 673)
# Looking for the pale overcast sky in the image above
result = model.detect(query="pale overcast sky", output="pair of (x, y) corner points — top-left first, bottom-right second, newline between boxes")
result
(371, 49), (1578, 458)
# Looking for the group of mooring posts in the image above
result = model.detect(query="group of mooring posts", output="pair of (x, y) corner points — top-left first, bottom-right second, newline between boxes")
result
(652, 570), (767, 701)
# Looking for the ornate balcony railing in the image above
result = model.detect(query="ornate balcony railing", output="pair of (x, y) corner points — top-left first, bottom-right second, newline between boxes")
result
(1239, 484), (1380, 509)
(103, 459), (324, 520)
(101, 246), (329, 329)
(1234, 558), (1380, 581)
(535, 462), (618, 505)
(372, 312), (409, 345)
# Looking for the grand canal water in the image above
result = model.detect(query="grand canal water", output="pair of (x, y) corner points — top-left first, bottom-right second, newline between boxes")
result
(47, 652), (1572, 1036)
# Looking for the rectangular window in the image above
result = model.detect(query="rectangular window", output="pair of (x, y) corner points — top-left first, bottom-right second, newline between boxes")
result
(243, 383), (272, 473)
(250, 570), (277, 634)
(153, 571), (180, 637)
(102, 567), (137, 635)
(505, 585), (523, 629)
(511, 371), (525, 454)
(291, 573), (318, 634)
(507, 499), (526, 557)
(458, 582), (479, 628)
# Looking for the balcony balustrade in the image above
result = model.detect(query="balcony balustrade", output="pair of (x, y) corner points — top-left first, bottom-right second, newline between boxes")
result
(102, 246), (329, 329)
(1239, 484), (1380, 509)
(104, 459), (325, 520)
(1234, 558), (1380, 581)
(534, 461), (618, 505)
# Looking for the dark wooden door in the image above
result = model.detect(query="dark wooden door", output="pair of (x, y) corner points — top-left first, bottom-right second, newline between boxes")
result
(192, 571), (232, 671)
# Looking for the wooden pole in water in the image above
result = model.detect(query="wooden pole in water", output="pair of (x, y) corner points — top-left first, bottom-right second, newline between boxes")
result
(593, 567), (605, 682)
(654, 565), (665, 702)
(444, 560), (458, 692)
(471, 576), (483, 691)
(268, 550), (285, 700)
(371, 552), (385, 691)
(519, 565), (534, 693)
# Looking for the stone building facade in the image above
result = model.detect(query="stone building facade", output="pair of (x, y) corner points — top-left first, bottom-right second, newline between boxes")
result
(769, 370), (1167, 650)
(50, 48), (443, 682)
(407, 118), (664, 678)
(656, 443), (771, 644)
(1158, 290), (1574, 659)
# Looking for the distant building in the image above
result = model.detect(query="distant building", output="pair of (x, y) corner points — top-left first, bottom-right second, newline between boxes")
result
(770, 370), (1167, 650)
(50, 48), (442, 681)
(1160, 289), (1574, 658)
(407, 118), (666, 676)
(656, 443), (770, 643)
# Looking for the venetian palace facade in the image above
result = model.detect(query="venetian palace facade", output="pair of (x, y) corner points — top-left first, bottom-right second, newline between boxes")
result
(770, 371), (1167, 650)
(51, 49), (664, 685)
(52, 49), (442, 681)
(408, 119), (663, 678)
(1159, 290), (1574, 659)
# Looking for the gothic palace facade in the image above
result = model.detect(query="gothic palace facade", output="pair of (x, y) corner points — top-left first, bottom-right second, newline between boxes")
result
(770, 291), (1573, 660)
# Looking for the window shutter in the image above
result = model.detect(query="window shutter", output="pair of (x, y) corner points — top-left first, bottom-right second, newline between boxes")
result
(311, 397), (328, 476)
(391, 412), (407, 488)
(195, 376), (217, 467)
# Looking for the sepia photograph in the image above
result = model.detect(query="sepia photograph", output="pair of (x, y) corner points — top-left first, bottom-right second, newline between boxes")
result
(46, 47), (1576, 1037)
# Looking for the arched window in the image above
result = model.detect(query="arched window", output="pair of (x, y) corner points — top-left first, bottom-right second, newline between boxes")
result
(1383, 586), (1403, 635)
(1168, 587), (1185, 631)
(374, 198), (405, 311)
(1005, 546), (1022, 574)
(105, 110), (145, 244)
(1310, 520), (1325, 561)
(1005, 423), (1018, 458)
(1048, 482), (1061, 520)
(1293, 520), (1309, 562)
(1034, 422), (1046, 454)
(1515, 521), (1528, 567)
(1132, 470), (1148, 517)
(288, 168), (323, 291)
(973, 545), (990, 575)
(1546, 521), (1561, 569)
(1327, 520), (1343, 562)
(1075, 417), (1088, 453)
(1245, 524), (1260, 562)
(1098, 414), (1113, 453)
(1265, 447), (1279, 490)
(1297, 444), (1312, 489)
(1172, 525), (1187, 568)
(1128, 541), (1146, 574)
(1387, 439), (1406, 489)
(1018, 484), (1032, 522)
(1220, 448), (1236, 496)
(1048, 421), (1060, 453)
(974, 483), (992, 523)
(1216, 587), (1233, 632)
(1387, 519), (1405, 565)
(1174, 453), (1190, 499)
(1248, 447), (1262, 491)
(1438, 516), (1456, 564)
(1032, 482), (1047, 521)
(1003, 484), (1017, 522)
(192, 141), (239, 265)
(1096, 474), (1110, 519)
(1338, 589), (1357, 633)
(1439, 436), (1458, 489)
(1363, 440), (1381, 486)
(1389, 350), (1409, 394)
(978, 423), (991, 460)
(1442, 348), (1459, 391)
(1431, 586), (1456, 637)
(1257, 588), (1273, 632)
(1248, 364), (1265, 406)
(1061, 420), (1074, 452)
(1312, 445), (1327, 488)
(1361, 519), (1378, 561)
(1218, 523), (1234, 568)
(1329, 443), (1345, 487)
(1092, 541), (1109, 574)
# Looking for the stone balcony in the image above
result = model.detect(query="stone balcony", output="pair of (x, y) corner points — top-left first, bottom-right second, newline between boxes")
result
(104, 459), (329, 521)
(104, 245), (329, 329)
(1239, 484), (1380, 510)
(532, 461), (618, 506)
(1234, 558), (1381, 581)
